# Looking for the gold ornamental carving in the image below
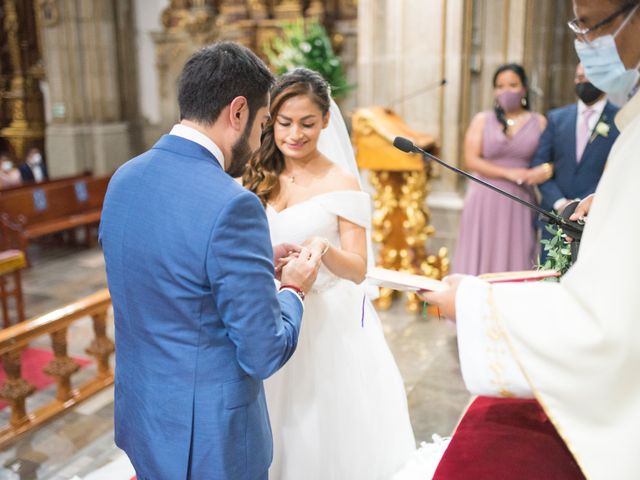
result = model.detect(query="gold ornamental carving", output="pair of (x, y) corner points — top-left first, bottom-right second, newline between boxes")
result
(38, 0), (59, 27)
(353, 107), (449, 312)
(1, 0), (46, 160)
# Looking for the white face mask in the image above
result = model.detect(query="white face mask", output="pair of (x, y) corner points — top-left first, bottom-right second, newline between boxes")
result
(575, 4), (640, 98)
(1, 160), (12, 172)
(29, 153), (43, 165)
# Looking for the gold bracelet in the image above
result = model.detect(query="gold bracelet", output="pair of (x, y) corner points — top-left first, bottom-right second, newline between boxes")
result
(541, 162), (553, 180)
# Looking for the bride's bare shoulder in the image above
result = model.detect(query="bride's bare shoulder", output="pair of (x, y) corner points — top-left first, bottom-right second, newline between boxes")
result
(324, 161), (360, 192)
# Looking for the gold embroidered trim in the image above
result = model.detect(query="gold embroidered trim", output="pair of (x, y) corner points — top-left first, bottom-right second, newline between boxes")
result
(487, 287), (590, 479)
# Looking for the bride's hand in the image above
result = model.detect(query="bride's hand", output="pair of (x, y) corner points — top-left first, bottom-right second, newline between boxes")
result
(273, 242), (301, 280)
(302, 237), (330, 259)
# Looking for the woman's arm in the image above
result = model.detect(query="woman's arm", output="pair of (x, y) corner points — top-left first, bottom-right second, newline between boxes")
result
(464, 112), (529, 184)
(305, 219), (367, 284)
(303, 172), (367, 284)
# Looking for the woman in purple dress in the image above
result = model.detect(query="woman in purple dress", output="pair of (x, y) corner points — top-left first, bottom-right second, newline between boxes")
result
(453, 64), (552, 275)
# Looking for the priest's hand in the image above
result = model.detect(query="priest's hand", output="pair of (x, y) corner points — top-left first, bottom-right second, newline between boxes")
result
(418, 274), (466, 321)
(569, 194), (594, 223)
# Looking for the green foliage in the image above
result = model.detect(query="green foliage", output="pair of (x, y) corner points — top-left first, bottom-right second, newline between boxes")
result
(538, 224), (573, 276)
(264, 20), (352, 99)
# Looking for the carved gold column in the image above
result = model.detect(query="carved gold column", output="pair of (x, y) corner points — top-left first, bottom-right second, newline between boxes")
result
(353, 107), (449, 312)
(1, 0), (45, 161)
(216, 1), (255, 48)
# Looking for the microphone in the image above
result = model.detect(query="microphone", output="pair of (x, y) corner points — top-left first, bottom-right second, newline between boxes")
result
(392, 136), (584, 241)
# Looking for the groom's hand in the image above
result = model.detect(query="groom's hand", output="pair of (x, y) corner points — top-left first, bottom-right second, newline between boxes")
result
(281, 247), (321, 294)
(273, 243), (302, 280)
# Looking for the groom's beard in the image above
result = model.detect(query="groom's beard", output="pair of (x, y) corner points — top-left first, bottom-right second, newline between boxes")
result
(226, 128), (253, 178)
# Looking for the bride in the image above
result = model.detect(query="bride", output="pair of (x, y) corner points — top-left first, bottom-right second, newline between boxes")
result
(242, 68), (417, 479)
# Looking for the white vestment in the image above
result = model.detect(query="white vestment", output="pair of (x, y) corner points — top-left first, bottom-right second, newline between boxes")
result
(456, 91), (640, 480)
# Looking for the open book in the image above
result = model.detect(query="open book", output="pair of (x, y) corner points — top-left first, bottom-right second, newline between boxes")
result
(366, 267), (560, 293)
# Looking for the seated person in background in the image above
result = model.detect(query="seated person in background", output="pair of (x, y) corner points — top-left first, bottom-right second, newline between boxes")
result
(19, 147), (48, 184)
(531, 63), (619, 261)
(0, 153), (22, 189)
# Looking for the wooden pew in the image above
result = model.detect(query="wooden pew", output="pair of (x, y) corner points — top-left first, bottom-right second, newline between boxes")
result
(0, 176), (110, 262)
(0, 173), (92, 196)
(0, 250), (26, 328)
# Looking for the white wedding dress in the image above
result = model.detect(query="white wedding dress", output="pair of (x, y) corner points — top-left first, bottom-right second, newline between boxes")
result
(265, 190), (417, 479)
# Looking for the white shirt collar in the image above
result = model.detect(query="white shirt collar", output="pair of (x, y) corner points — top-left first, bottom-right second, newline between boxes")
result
(577, 96), (607, 117)
(169, 124), (225, 168)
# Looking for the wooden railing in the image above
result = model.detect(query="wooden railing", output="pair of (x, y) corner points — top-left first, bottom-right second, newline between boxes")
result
(0, 289), (113, 447)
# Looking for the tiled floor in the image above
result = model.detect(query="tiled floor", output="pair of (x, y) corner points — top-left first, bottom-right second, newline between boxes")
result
(0, 243), (470, 479)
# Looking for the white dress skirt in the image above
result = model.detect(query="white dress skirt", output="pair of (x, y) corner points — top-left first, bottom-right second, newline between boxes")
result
(265, 190), (417, 480)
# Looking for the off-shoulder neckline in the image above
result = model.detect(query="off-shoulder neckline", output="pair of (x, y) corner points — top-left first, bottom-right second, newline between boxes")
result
(267, 189), (367, 214)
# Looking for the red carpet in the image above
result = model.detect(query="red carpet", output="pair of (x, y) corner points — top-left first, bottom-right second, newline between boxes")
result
(434, 396), (586, 480)
(0, 347), (92, 409)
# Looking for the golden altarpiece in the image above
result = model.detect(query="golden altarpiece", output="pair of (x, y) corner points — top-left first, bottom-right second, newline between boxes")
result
(0, 0), (45, 162)
(153, 0), (358, 132)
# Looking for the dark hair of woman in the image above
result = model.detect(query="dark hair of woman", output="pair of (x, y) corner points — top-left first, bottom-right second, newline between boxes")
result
(243, 68), (331, 206)
(493, 63), (530, 133)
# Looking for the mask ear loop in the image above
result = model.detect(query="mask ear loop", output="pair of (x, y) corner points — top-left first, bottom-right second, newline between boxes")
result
(613, 3), (639, 39)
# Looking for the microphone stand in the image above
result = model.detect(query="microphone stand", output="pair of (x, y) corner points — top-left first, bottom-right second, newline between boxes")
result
(392, 137), (584, 259)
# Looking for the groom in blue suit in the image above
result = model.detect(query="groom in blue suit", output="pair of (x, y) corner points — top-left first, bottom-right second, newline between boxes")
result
(99, 43), (320, 480)
(532, 63), (619, 261)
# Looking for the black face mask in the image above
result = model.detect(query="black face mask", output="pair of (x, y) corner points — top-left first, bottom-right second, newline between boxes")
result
(575, 82), (604, 105)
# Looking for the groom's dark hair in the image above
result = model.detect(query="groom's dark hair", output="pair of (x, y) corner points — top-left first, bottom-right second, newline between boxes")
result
(177, 42), (275, 127)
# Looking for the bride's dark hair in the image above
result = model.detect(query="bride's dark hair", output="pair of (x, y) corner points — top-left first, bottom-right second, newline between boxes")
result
(243, 68), (331, 206)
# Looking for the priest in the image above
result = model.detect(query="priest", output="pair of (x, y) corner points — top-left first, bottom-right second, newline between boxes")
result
(421, 1), (640, 479)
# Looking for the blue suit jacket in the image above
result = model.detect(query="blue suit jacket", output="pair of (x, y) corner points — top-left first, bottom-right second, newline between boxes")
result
(532, 101), (619, 212)
(99, 135), (303, 480)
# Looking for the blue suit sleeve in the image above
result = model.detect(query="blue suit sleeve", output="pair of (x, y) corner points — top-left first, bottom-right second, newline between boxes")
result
(532, 113), (565, 208)
(207, 190), (303, 379)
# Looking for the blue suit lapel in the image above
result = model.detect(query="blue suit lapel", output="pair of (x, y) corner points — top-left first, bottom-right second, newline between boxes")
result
(152, 134), (224, 170)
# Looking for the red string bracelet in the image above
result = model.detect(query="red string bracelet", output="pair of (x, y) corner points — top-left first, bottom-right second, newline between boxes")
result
(279, 284), (305, 301)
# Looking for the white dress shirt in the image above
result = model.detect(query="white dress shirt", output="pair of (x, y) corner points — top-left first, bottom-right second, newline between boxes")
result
(169, 124), (225, 168)
(553, 97), (608, 212)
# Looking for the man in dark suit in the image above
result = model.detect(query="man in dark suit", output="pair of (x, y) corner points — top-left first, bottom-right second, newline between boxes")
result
(99, 42), (320, 479)
(532, 63), (620, 260)
(18, 147), (48, 183)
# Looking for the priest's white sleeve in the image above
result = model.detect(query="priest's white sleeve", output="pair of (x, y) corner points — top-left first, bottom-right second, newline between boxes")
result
(456, 276), (533, 398)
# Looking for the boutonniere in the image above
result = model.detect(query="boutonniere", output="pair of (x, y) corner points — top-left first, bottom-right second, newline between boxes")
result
(590, 116), (610, 142)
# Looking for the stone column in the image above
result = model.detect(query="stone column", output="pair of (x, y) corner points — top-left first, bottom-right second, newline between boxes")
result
(41, 0), (136, 176)
(358, 0), (466, 254)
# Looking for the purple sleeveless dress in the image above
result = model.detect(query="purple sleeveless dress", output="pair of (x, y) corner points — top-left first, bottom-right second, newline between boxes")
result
(453, 111), (542, 275)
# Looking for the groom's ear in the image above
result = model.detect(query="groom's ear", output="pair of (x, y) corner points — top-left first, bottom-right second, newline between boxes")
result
(229, 96), (249, 131)
(322, 111), (331, 129)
